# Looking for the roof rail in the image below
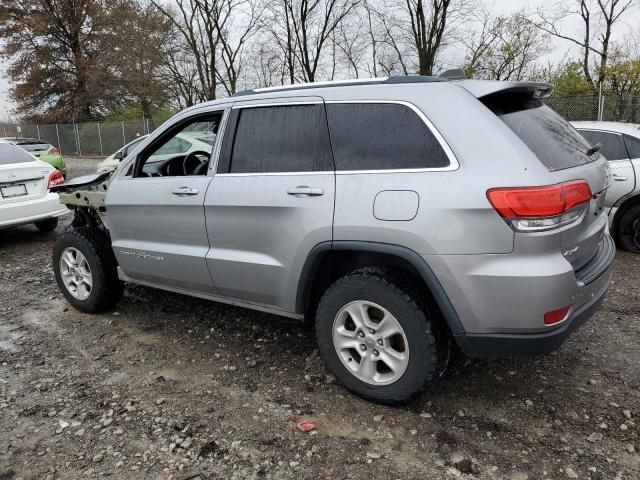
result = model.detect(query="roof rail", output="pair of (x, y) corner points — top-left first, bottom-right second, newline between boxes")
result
(232, 75), (447, 97)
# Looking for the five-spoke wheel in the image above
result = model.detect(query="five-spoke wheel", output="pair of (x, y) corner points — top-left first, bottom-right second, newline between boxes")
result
(59, 247), (93, 300)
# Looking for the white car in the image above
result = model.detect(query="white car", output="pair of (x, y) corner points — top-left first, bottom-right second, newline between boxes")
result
(573, 121), (640, 252)
(0, 141), (69, 232)
(96, 131), (216, 173)
(97, 135), (148, 173)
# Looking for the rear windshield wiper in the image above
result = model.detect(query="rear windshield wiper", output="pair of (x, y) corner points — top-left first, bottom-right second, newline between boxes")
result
(586, 143), (601, 157)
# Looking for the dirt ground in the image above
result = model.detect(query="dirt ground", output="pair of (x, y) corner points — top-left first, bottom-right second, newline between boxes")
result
(0, 157), (639, 480)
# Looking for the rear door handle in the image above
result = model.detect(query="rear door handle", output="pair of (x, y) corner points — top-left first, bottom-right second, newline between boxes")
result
(612, 174), (628, 181)
(287, 186), (324, 197)
(172, 186), (199, 196)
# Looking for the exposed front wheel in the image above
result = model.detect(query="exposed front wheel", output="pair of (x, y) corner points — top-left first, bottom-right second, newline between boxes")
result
(53, 227), (123, 312)
(34, 217), (58, 233)
(616, 205), (640, 253)
(315, 269), (444, 404)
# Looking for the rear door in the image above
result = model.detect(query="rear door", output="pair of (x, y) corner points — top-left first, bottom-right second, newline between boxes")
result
(204, 97), (335, 311)
(577, 129), (635, 208)
(106, 110), (225, 294)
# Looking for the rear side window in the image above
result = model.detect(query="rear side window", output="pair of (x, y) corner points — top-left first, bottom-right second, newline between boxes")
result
(578, 130), (628, 161)
(484, 96), (594, 171)
(326, 103), (449, 171)
(229, 105), (332, 173)
(624, 135), (640, 159)
(0, 143), (36, 164)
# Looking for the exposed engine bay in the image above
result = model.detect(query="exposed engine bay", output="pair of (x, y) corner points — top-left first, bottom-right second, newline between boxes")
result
(51, 171), (111, 231)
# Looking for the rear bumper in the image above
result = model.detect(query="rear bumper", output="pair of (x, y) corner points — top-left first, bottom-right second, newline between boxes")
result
(454, 267), (611, 358)
(0, 192), (69, 229)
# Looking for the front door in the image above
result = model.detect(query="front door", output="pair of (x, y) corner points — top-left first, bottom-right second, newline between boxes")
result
(204, 98), (335, 312)
(106, 110), (225, 293)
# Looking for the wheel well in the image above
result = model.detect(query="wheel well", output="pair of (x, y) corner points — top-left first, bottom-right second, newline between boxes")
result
(297, 244), (464, 335)
(612, 194), (640, 237)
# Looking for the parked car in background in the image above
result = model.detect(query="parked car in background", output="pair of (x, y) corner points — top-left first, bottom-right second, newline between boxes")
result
(1, 137), (66, 177)
(52, 76), (613, 404)
(97, 131), (215, 173)
(97, 135), (148, 172)
(573, 122), (640, 252)
(0, 141), (68, 232)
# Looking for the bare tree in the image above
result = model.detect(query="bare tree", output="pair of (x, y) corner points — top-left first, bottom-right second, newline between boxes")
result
(531, 0), (634, 89)
(463, 10), (550, 81)
(265, 0), (360, 83)
(406, 0), (451, 75)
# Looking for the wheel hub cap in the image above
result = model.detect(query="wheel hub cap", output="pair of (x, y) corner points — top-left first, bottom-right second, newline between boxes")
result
(59, 247), (93, 300)
(332, 300), (409, 386)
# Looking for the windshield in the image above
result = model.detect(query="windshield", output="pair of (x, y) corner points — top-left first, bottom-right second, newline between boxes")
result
(15, 141), (50, 152)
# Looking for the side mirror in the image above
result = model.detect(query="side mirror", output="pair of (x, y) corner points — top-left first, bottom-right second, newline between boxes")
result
(114, 150), (124, 160)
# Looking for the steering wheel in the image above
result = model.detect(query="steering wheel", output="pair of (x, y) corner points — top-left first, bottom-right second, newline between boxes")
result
(183, 151), (210, 176)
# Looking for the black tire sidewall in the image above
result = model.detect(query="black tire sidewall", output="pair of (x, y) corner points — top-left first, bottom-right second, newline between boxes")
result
(35, 218), (58, 233)
(53, 229), (115, 312)
(617, 205), (640, 253)
(315, 273), (437, 404)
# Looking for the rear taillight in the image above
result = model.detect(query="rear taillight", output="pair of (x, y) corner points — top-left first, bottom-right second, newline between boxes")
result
(544, 305), (572, 325)
(48, 170), (64, 189)
(50, 146), (60, 155)
(487, 180), (592, 232)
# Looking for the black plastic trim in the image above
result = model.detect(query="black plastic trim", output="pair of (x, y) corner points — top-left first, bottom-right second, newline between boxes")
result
(575, 234), (616, 285)
(295, 241), (465, 335)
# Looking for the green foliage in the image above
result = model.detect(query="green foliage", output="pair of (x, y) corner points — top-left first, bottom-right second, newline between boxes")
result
(548, 62), (594, 97)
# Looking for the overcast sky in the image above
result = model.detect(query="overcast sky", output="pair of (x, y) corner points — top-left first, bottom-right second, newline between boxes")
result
(1, 0), (639, 121)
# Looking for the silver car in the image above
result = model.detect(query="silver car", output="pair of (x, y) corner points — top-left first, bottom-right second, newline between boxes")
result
(573, 121), (640, 252)
(51, 76), (614, 404)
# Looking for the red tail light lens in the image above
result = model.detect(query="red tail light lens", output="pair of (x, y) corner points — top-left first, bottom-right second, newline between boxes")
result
(544, 305), (572, 325)
(50, 146), (60, 155)
(487, 180), (592, 231)
(48, 170), (64, 189)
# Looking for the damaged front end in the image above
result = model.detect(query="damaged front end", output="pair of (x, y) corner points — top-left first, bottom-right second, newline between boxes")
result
(51, 171), (112, 232)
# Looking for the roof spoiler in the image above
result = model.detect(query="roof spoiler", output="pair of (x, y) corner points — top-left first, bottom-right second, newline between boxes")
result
(456, 80), (554, 100)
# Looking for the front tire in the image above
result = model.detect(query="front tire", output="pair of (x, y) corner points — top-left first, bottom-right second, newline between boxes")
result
(315, 269), (443, 404)
(53, 227), (123, 312)
(616, 204), (640, 253)
(35, 217), (58, 233)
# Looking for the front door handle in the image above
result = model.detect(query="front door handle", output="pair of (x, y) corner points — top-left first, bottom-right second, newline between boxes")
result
(172, 186), (199, 196)
(287, 186), (324, 197)
(613, 174), (628, 182)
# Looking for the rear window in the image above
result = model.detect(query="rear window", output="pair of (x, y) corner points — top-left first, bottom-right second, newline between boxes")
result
(0, 143), (37, 164)
(484, 96), (594, 171)
(15, 141), (50, 152)
(326, 103), (450, 171)
(624, 135), (640, 159)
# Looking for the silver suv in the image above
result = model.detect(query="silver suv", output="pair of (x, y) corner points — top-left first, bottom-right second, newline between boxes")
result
(52, 76), (615, 404)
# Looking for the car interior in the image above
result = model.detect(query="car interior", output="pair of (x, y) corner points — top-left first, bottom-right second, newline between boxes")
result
(135, 113), (222, 177)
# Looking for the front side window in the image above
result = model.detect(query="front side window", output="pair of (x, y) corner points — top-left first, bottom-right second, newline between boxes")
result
(229, 104), (333, 174)
(578, 130), (628, 161)
(326, 103), (450, 171)
(135, 114), (222, 177)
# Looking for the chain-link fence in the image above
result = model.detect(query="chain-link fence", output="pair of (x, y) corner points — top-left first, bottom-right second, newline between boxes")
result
(1, 94), (640, 157)
(0, 116), (171, 157)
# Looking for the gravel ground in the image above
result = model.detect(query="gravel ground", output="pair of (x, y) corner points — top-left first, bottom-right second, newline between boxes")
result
(0, 157), (639, 480)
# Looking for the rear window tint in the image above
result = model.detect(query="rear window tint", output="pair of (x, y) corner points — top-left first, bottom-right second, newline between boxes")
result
(578, 130), (627, 161)
(0, 143), (37, 164)
(326, 103), (449, 171)
(17, 142), (50, 152)
(484, 96), (594, 171)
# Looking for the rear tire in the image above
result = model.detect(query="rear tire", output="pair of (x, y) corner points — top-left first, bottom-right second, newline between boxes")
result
(35, 218), (58, 233)
(616, 204), (640, 253)
(315, 268), (444, 405)
(53, 227), (123, 312)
